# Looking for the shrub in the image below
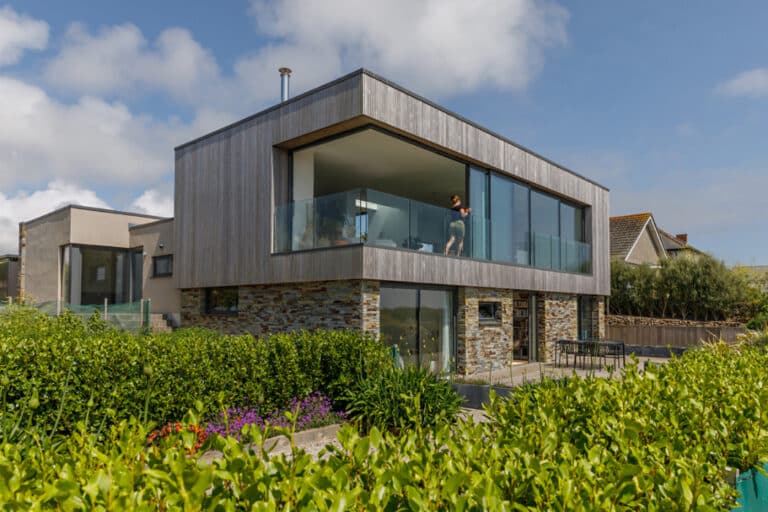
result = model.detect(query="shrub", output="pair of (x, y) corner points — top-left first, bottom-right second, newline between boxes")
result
(746, 312), (768, 331)
(205, 392), (346, 441)
(4, 342), (768, 509)
(343, 366), (462, 433)
(0, 307), (389, 434)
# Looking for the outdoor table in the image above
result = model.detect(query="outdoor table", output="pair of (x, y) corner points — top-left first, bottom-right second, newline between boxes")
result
(555, 339), (625, 369)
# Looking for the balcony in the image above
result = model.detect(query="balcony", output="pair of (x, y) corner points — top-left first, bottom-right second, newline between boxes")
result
(274, 188), (591, 274)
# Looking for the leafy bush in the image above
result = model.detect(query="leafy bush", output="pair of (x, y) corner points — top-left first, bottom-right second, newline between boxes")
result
(746, 312), (768, 331)
(3, 342), (768, 508)
(343, 366), (462, 433)
(610, 254), (756, 321)
(0, 307), (389, 434)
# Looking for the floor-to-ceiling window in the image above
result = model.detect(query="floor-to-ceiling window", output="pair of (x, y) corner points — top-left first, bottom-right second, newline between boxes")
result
(468, 167), (489, 260)
(531, 191), (561, 270)
(578, 296), (596, 340)
(380, 284), (455, 373)
(280, 126), (592, 274)
(61, 245), (143, 305)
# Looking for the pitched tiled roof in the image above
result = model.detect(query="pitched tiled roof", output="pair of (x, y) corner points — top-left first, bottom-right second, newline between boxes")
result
(658, 229), (701, 254)
(658, 229), (687, 251)
(609, 213), (652, 259)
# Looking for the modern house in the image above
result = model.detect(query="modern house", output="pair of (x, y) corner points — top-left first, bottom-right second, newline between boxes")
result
(174, 69), (610, 374)
(610, 212), (697, 267)
(17, 69), (610, 375)
(0, 254), (19, 301)
(18, 205), (180, 325)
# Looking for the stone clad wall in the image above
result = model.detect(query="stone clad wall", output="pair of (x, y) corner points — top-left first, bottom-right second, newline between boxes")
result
(180, 280), (366, 335)
(538, 293), (578, 362)
(595, 297), (606, 339)
(361, 280), (381, 338)
(457, 287), (516, 375)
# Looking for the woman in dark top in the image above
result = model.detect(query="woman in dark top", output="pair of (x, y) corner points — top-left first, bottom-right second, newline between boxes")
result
(444, 194), (471, 256)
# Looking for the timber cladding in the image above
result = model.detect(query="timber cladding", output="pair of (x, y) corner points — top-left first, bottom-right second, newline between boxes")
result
(174, 69), (609, 296)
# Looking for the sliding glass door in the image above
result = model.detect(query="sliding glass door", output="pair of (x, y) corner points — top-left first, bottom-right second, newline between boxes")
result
(380, 285), (455, 374)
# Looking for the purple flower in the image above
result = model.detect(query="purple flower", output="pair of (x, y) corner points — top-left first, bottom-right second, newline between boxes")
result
(205, 392), (346, 440)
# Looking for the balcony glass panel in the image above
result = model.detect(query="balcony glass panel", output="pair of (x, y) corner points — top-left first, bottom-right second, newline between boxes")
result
(274, 187), (592, 274)
(364, 190), (410, 249)
(274, 189), (363, 252)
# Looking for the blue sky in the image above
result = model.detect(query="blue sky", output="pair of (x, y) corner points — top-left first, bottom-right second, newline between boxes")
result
(0, 1), (766, 264)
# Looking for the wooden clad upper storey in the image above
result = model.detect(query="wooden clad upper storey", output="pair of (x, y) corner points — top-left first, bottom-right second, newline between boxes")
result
(174, 69), (610, 295)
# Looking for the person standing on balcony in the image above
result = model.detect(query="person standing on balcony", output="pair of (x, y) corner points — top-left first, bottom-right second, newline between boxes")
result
(444, 194), (471, 256)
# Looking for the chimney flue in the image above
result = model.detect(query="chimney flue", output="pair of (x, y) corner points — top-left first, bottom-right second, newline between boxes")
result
(676, 233), (688, 244)
(279, 67), (291, 102)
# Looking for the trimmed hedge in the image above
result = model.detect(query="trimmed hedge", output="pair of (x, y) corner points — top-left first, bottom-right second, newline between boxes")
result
(3, 342), (768, 509)
(0, 307), (389, 432)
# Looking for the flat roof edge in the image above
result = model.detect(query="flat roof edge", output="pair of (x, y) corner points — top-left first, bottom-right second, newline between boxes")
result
(21, 204), (165, 227)
(128, 217), (174, 230)
(174, 69), (366, 152)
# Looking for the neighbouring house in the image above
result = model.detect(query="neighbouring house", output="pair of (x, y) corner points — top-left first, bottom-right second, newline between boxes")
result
(18, 206), (180, 326)
(610, 212), (697, 266)
(18, 69), (610, 375)
(0, 254), (19, 301)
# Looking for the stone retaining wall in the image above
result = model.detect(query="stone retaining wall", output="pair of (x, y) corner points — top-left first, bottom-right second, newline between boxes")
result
(607, 314), (742, 328)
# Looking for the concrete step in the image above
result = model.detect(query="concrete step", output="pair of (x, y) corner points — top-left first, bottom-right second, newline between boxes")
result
(149, 313), (173, 333)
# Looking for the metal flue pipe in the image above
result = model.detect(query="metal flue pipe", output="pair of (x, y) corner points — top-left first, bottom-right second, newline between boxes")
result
(279, 67), (291, 102)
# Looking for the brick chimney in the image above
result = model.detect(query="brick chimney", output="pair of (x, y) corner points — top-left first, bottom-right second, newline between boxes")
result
(675, 233), (688, 244)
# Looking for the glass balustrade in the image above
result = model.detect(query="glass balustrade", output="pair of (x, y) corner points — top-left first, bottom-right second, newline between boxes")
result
(274, 188), (592, 273)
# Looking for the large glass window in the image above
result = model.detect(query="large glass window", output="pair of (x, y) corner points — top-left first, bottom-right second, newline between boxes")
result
(560, 202), (588, 273)
(531, 191), (561, 270)
(61, 245), (142, 306)
(490, 174), (515, 263)
(277, 127), (591, 274)
(469, 167), (489, 260)
(380, 285), (454, 374)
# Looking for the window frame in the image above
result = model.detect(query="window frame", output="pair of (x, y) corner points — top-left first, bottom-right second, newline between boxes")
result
(203, 287), (239, 316)
(152, 254), (173, 278)
(478, 301), (503, 324)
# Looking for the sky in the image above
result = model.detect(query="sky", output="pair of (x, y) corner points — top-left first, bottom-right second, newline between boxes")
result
(0, 0), (766, 264)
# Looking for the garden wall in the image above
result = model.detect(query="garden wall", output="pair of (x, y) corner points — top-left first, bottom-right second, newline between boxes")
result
(607, 314), (745, 348)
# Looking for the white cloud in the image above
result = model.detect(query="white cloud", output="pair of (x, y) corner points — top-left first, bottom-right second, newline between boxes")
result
(45, 23), (220, 102)
(130, 188), (173, 217)
(0, 181), (109, 253)
(243, 0), (568, 98)
(0, 6), (48, 66)
(0, 76), (233, 190)
(44, 0), (568, 107)
(717, 68), (768, 97)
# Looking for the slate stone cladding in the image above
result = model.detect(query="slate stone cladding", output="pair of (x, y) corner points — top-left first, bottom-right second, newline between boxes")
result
(361, 280), (381, 338)
(538, 293), (579, 362)
(182, 280), (588, 372)
(180, 280), (368, 335)
(456, 287), (516, 375)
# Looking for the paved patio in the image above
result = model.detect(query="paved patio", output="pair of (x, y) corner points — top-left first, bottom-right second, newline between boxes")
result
(462, 356), (672, 388)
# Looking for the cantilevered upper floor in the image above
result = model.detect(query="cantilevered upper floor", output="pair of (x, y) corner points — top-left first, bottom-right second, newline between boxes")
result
(174, 69), (610, 296)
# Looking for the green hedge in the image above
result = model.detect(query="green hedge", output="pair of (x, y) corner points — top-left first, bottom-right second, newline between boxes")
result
(0, 307), (389, 432)
(3, 342), (768, 509)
